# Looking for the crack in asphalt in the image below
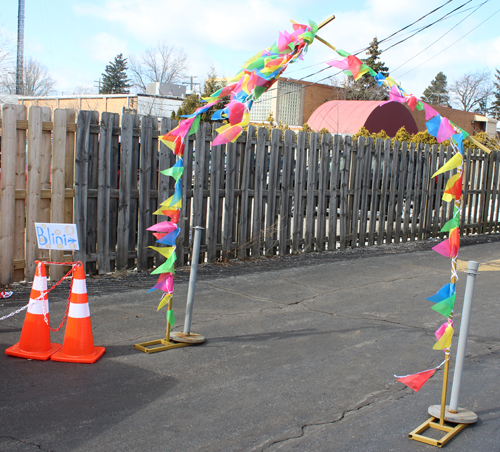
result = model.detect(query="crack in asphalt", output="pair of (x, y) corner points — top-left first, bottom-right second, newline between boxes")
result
(0, 436), (57, 452)
(201, 282), (286, 305)
(251, 384), (412, 451)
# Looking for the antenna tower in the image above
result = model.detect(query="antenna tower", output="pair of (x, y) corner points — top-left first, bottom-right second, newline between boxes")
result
(16, 0), (25, 95)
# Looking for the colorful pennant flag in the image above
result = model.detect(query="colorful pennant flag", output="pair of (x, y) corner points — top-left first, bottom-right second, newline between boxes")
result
(151, 252), (177, 275)
(433, 325), (454, 350)
(441, 208), (460, 232)
(442, 174), (462, 203)
(431, 292), (456, 317)
(431, 153), (463, 178)
(166, 309), (175, 327)
(435, 322), (450, 340)
(397, 369), (436, 392)
(156, 228), (181, 246)
(157, 293), (172, 311)
(426, 283), (456, 303)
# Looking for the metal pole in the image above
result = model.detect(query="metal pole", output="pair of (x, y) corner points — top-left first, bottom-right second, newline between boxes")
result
(449, 260), (479, 413)
(183, 226), (204, 335)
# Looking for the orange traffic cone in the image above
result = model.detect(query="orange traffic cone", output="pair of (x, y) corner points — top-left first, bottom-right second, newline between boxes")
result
(51, 262), (105, 363)
(6, 261), (62, 360)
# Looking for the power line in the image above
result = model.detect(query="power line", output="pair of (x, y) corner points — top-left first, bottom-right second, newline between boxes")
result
(391, 0), (489, 76)
(398, 4), (500, 79)
(380, 0), (474, 52)
(254, 0), (491, 106)
(284, 3), (482, 78)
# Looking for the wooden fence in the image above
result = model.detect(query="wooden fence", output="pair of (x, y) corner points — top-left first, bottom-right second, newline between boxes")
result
(1, 105), (499, 284)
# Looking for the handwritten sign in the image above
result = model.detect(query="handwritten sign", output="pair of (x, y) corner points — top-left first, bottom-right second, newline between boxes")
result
(35, 223), (79, 251)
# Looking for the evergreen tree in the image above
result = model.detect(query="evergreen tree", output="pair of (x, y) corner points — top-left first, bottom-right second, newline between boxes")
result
(100, 53), (131, 94)
(421, 72), (449, 106)
(363, 37), (389, 77)
(491, 68), (500, 119)
(343, 37), (389, 101)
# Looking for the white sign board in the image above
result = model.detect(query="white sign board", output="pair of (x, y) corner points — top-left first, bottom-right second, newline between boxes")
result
(35, 223), (79, 251)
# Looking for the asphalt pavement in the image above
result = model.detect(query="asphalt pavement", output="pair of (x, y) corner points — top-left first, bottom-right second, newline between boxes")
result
(1, 237), (499, 452)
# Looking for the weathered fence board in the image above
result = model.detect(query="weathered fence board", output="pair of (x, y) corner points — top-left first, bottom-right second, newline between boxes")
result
(329, 134), (341, 250)
(317, 133), (331, 251)
(1, 104), (24, 284)
(51, 109), (70, 280)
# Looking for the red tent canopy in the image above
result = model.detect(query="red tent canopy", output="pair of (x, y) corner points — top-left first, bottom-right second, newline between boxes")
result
(308, 100), (418, 136)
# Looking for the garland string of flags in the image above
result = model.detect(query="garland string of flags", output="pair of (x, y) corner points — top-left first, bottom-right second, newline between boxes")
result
(150, 20), (320, 319)
(149, 18), (494, 346)
(326, 47), (476, 391)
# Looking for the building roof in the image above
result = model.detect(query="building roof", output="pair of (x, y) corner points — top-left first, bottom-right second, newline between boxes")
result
(308, 100), (418, 136)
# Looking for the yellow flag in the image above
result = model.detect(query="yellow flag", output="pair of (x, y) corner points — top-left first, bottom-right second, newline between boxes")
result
(432, 153), (463, 178)
(433, 325), (453, 350)
(157, 293), (172, 311)
(148, 246), (175, 259)
(385, 76), (399, 87)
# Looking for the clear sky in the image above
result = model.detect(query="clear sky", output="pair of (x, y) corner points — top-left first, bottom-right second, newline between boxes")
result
(1, 0), (499, 101)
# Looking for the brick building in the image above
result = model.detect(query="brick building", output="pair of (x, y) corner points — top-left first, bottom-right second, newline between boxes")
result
(249, 77), (342, 127)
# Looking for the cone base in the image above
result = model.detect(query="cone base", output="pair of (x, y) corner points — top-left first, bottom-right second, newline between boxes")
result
(51, 346), (105, 364)
(5, 342), (62, 361)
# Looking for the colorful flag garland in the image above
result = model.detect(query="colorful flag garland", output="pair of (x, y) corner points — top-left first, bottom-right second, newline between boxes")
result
(149, 20), (320, 322)
(326, 46), (473, 391)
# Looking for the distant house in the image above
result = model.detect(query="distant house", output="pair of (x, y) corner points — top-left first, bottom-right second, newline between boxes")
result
(17, 83), (188, 119)
(409, 105), (498, 138)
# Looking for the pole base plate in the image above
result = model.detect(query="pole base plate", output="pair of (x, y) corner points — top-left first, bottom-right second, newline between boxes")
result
(134, 338), (189, 354)
(409, 416), (468, 447)
(428, 405), (478, 424)
(170, 332), (205, 344)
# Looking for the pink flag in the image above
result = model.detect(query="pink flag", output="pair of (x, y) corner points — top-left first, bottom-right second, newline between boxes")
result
(435, 321), (452, 340)
(437, 117), (456, 143)
(432, 228), (460, 258)
(424, 103), (439, 120)
(327, 58), (350, 71)
(147, 221), (178, 233)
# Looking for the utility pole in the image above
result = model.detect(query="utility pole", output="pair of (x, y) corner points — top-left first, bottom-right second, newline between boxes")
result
(16, 0), (25, 95)
(181, 76), (200, 92)
(94, 78), (102, 94)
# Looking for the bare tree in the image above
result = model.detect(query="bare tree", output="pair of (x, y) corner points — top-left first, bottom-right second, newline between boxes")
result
(449, 69), (493, 113)
(129, 42), (188, 93)
(0, 31), (14, 74)
(1, 57), (56, 96)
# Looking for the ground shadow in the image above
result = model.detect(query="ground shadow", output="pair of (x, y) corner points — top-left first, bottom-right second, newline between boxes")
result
(0, 349), (178, 451)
